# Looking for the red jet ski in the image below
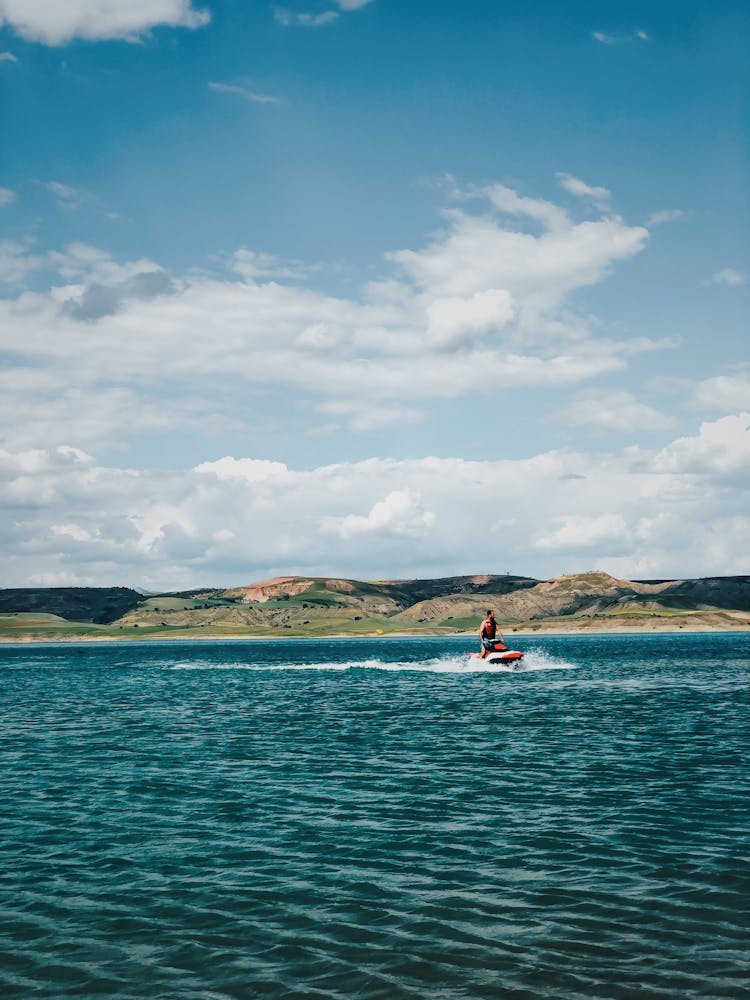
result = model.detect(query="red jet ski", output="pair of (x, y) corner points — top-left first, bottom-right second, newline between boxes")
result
(467, 640), (524, 665)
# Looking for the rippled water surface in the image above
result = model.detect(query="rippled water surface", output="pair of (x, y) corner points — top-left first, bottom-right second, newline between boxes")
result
(1, 633), (748, 998)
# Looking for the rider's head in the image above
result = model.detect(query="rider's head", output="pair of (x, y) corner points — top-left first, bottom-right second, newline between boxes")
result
(486, 609), (494, 618)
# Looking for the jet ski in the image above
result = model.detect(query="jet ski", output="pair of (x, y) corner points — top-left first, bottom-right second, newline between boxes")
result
(467, 640), (524, 666)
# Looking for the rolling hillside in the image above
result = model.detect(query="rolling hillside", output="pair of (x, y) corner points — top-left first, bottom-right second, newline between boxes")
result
(0, 573), (748, 640)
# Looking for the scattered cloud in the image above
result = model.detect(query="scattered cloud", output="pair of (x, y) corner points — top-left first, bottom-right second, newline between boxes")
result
(0, 181), (657, 447)
(0, 50), (18, 62)
(0, 0), (210, 45)
(556, 173), (611, 211)
(298, 11), (338, 26)
(552, 389), (675, 434)
(391, 181), (648, 308)
(0, 187), (16, 206)
(274, 7), (339, 27)
(0, 238), (46, 284)
(704, 268), (748, 286)
(231, 248), (308, 280)
(1, 413), (748, 587)
(208, 82), (284, 105)
(274, 0), (373, 28)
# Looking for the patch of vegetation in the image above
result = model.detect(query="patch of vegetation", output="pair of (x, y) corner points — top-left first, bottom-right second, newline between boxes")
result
(437, 616), (477, 631)
(139, 597), (232, 612)
(268, 591), (344, 608)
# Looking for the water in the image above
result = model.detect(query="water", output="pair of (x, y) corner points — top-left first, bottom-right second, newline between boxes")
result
(1, 633), (748, 999)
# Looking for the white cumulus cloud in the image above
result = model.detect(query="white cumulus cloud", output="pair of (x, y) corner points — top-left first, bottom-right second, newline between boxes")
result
(654, 413), (750, 477)
(325, 489), (435, 539)
(1, 413), (748, 587)
(535, 513), (628, 551)
(694, 369), (750, 412)
(0, 0), (210, 44)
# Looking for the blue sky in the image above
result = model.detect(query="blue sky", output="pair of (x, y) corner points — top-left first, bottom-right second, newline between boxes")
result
(0, 0), (748, 587)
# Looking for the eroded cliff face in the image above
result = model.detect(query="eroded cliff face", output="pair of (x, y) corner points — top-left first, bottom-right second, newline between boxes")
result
(489, 573), (679, 621)
(224, 577), (316, 603)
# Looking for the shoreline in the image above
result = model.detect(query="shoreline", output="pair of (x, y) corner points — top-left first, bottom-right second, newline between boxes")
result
(1, 622), (748, 645)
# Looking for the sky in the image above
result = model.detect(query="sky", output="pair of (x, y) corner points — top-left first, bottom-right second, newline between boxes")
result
(0, 0), (748, 589)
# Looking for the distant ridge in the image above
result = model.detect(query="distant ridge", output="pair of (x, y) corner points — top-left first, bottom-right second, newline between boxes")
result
(225, 573), (539, 608)
(0, 587), (142, 624)
(1, 573), (748, 639)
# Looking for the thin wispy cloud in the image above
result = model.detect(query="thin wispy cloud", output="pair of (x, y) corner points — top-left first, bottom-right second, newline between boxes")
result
(208, 82), (285, 105)
(35, 180), (120, 220)
(648, 209), (686, 226)
(556, 173), (611, 211)
(0, 187), (16, 207)
(0, 51), (18, 63)
(40, 180), (82, 209)
(705, 268), (748, 286)
(593, 30), (650, 45)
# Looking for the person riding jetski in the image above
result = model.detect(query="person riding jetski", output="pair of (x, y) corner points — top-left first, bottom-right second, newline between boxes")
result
(479, 609), (507, 658)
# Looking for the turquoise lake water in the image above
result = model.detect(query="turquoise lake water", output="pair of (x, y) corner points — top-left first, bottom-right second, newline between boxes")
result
(1, 633), (748, 998)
